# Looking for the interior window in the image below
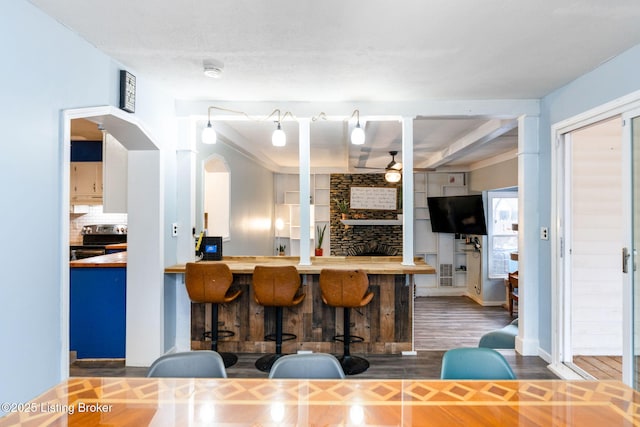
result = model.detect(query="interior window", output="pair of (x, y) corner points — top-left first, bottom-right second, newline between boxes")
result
(487, 190), (518, 279)
(204, 155), (230, 240)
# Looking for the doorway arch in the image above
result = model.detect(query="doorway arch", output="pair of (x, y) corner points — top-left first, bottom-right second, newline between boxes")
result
(61, 106), (163, 374)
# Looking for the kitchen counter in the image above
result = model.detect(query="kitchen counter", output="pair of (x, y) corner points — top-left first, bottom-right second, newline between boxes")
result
(106, 242), (127, 251)
(164, 255), (435, 274)
(69, 251), (127, 268)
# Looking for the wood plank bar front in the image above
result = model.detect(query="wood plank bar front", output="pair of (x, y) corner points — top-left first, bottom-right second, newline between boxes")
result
(166, 256), (434, 355)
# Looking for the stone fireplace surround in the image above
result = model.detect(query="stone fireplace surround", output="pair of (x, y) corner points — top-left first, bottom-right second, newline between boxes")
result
(330, 174), (402, 256)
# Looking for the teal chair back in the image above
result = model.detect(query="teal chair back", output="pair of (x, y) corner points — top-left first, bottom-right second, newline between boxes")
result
(440, 347), (516, 380)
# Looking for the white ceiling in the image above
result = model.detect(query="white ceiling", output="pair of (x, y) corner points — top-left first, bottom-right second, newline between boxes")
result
(33, 0), (640, 172)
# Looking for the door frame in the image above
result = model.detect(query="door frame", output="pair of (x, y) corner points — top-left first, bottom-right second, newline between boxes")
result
(60, 106), (163, 376)
(620, 107), (640, 385)
(550, 91), (640, 384)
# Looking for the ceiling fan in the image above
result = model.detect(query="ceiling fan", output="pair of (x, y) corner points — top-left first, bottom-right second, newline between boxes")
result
(384, 151), (402, 183)
(354, 151), (403, 182)
(354, 150), (434, 181)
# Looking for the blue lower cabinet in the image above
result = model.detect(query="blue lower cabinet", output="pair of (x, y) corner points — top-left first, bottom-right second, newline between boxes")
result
(70, 267), (126, 358)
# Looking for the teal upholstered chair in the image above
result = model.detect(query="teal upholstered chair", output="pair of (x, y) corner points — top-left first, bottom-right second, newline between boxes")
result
(440, 347), (516, 380)
(147, 351), (227, 378)
(268, 353), (345, 379)
(478, 319), (519, 349)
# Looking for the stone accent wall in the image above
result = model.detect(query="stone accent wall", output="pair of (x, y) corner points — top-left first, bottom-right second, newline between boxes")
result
(330, 174), (402, 256)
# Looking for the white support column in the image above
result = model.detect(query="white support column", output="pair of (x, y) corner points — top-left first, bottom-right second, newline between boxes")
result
(126, 150), (165, 366)
(172, 118), (197, 352)
(515, 115), (540, 356)
(299, 118), (312, 266)
(402, 117), (415, 266)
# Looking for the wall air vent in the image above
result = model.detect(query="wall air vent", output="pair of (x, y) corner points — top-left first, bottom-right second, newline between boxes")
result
(439, 263), (453, 287)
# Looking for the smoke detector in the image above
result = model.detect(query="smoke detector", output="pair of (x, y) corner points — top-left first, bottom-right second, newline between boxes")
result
(203, 59), (224, 78)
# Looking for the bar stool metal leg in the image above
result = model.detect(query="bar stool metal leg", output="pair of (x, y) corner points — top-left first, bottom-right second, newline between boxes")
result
(255, 306), (291, 372)
(204, 303), (237, 368)
(338, 307), (369, 375)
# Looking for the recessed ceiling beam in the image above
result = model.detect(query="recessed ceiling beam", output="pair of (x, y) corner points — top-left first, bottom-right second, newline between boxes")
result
(422, 119), (518, 169)
(213, 122), (281, 172)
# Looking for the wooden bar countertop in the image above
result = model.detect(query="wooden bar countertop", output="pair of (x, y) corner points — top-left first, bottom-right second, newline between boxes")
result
(164, 255), (435, 275)
(69, 251), (127, 268)
(106, 242), (127, 251)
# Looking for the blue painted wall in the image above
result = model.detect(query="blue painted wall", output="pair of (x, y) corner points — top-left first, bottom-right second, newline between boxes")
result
(0, 0), (176, 413)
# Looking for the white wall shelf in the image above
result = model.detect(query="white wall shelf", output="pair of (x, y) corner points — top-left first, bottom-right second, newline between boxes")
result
(341, 219), (402, 226)
(276, 174), (330, 256)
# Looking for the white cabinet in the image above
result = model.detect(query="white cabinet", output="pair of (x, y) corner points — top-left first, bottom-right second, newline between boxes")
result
(71, 162), (102, 204)
(102, 133), (127, 213)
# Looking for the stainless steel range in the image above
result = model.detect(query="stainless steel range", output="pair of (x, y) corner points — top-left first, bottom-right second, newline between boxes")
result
(70, 224), (128, 260)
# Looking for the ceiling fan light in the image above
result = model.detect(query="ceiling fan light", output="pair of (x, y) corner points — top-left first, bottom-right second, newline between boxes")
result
(272, 123), (286, 147)
(385, 169), (402, 183)
(202, 122), (217, 144)
(351, 123), (365, 145)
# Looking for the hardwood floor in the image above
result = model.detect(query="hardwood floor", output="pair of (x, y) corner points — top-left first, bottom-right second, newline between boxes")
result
(414, 296), (513, 350)
(573, 356), (622, 380)
(70, 296), (557, 380)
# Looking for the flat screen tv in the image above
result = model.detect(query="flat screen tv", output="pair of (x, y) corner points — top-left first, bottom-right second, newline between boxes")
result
(427, 195), (488, 235)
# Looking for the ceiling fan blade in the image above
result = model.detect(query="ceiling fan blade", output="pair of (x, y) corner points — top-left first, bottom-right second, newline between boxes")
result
(354, 166), (385, 171)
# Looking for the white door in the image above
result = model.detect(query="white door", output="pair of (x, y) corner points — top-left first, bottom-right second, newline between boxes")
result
(560, 117), (625, 379)
(556, 110), (640, 388)
(622, 109), (640, 388)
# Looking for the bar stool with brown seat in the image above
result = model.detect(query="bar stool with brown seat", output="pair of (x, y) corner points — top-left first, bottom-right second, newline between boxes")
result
(185, 262), (242, 368)
(319, 269), (374, 375)
(252, 265), (305, 372)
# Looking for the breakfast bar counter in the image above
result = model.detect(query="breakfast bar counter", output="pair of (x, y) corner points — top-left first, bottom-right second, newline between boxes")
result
(165, 256), (434, 354)
(164, 255), (435, 275)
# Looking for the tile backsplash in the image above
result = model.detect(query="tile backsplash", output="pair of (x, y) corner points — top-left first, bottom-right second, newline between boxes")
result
(70, 205), (128, 244)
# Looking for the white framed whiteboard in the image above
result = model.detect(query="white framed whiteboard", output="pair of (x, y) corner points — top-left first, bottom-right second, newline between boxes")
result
(350, 187), (397, 210)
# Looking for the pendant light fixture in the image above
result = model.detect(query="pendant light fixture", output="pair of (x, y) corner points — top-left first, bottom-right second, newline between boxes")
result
(202, 106), (292, 146)
(350, 109), (365, 145)
(202, 120), (217, 144)
(201, 106), (223, 145)
(271, 110), (286, 147)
